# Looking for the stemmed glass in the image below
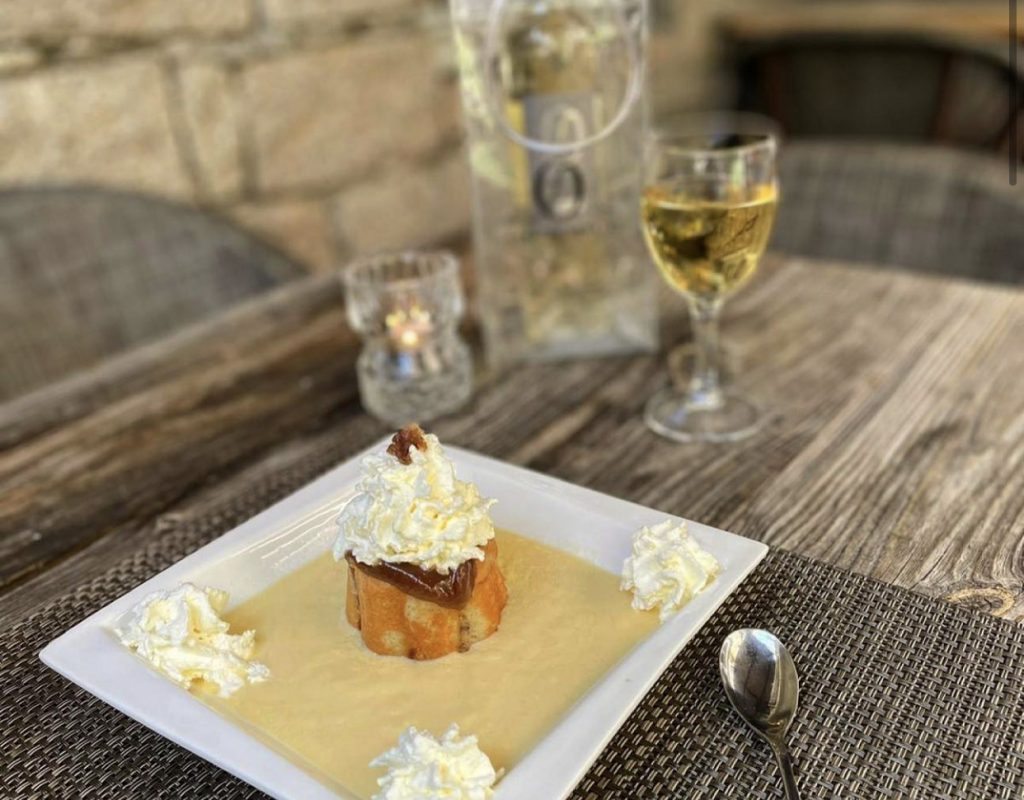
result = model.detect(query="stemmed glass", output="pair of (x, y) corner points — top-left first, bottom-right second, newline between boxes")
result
(640, 114), (779, 442)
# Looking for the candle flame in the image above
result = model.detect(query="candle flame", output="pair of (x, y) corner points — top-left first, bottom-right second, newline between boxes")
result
(385, 305), (431, 351)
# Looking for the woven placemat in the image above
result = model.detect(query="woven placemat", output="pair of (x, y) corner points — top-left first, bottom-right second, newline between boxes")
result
(3, 445), (1024, 800)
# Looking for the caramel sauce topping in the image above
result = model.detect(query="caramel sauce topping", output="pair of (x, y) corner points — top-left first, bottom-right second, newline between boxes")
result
(345, 552), (477, 609)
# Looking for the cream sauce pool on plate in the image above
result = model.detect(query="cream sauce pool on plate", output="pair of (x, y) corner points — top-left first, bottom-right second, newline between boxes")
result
(203, 530), (659, 799)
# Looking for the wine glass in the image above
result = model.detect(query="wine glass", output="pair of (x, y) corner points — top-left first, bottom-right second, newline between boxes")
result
(640, 113), (779, 443)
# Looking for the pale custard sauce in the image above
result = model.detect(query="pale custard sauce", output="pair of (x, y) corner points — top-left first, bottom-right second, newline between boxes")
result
(203, 530), (659, 799)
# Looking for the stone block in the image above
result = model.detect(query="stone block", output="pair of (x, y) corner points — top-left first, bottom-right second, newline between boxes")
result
(0, 0), (251, 39)
(334, 148), (470, 254)
(261, 0), (416, 25)
(0, 58), (189, 196)
(231, 199), (336, 273)
(176, 62), (243, 199)
(243, 37), (446, 192)
(0, 47), (41, 74)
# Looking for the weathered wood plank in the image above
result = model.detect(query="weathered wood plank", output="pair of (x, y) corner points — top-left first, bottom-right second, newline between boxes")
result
(0, 273), (350, 451)
(0, 274), (358, 590)
(0, 418), (386, 627)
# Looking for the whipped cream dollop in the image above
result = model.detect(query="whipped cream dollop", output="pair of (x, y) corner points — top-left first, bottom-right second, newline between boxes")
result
(621, 520), (721, 622)
(113, 583), (269, 697)
(333, 431), (495, 574)
(370, 724), (499, 800)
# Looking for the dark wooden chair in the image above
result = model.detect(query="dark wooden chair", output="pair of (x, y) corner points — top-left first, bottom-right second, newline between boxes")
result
(0, 186), (306, 401)
(773, 141), (1024, 284)
(732, 32), (1020, 153)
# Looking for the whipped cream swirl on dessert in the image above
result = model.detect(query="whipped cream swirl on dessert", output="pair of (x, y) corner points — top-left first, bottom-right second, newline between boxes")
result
(113, 583), (269, 697)
(621, 520), (721, 622)
(370, 724), (499, 800)
(334, 427), (495, 574)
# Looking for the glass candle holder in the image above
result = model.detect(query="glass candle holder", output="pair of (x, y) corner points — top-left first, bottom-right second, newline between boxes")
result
(343, 251), (473, 425)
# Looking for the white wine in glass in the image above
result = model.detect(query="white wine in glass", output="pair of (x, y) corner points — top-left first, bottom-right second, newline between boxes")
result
(641, 116), (779, 442)
(641, 184), (777, 296)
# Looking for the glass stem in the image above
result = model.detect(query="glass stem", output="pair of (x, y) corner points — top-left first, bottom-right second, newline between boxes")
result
(686, 296), (724, 410)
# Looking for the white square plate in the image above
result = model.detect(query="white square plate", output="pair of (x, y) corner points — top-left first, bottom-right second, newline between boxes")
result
(41, 440), (767, 800)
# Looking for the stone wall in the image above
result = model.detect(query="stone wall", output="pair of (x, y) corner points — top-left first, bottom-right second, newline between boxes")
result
(0, 0), (741, 274)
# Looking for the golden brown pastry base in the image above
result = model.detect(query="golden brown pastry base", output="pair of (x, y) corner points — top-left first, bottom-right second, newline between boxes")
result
(345, 539), (508, 660)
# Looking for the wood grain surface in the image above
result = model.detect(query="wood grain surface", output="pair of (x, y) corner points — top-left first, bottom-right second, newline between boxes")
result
(0, 274), (357, 591)
(2, 257), (1023, 628)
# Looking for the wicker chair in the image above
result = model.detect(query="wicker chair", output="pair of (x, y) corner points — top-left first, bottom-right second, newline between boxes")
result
(0, 186), (306, 401)
(774, 142), (1024, 284)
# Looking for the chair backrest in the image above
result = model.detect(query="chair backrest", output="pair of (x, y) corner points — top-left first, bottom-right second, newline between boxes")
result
(774, 142), (1024, 284)
(735, 33), (1016, 150)
(0, 186), (306, 401)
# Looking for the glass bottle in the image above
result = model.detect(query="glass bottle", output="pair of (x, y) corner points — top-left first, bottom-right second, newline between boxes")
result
(451, 0), (657, 364)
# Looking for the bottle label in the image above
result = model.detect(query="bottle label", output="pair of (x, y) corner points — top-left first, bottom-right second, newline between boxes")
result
(521, 92), (596, 233)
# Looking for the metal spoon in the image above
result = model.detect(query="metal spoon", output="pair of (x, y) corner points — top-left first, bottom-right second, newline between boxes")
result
(719, 629), (801, 799)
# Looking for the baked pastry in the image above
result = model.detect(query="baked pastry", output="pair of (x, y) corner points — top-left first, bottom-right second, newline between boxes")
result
(334, 425), (508, 660)
(344, 537), (507, 659)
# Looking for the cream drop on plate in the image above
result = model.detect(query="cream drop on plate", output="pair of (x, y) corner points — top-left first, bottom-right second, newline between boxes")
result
(370, 723), (498, 800)
(621, 519), (721, 621)
(113, 582), (269, 698)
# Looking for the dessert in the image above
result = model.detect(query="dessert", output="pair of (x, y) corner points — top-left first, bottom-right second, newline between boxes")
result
(370, 724), (499, 800)
(99, 424), (733, 798)
(113, 582), (269, 697)
(621, 519), (720, 621)
(334, 425), (508, 659)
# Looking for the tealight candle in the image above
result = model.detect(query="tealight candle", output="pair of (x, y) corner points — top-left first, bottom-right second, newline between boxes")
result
(343, 252), (473, 424)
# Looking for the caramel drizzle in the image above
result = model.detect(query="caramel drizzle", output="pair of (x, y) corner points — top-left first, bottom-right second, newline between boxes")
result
(345, 552), (477, 609)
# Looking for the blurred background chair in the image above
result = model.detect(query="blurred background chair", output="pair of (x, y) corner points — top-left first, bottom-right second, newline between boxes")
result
(734, 34), (1018, 150)
(774, 141), (1024, 284)
(0, 186), (305, 402)
(721, 4), (1023, 154)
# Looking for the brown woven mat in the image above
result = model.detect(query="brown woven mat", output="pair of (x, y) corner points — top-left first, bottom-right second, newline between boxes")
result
(4, 444), (1024, 800)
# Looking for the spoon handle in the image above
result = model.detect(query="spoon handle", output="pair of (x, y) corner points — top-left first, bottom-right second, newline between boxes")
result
(771, 743), (800, 800)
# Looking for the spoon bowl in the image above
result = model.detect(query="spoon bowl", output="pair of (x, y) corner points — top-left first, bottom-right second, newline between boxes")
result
(719, 629), (801, 799)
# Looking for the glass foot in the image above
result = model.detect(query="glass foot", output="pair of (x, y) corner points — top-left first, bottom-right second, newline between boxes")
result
(644, 385), (761, 443)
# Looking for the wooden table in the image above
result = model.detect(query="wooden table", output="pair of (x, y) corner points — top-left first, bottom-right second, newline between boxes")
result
(2, 257), (1023, 627)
